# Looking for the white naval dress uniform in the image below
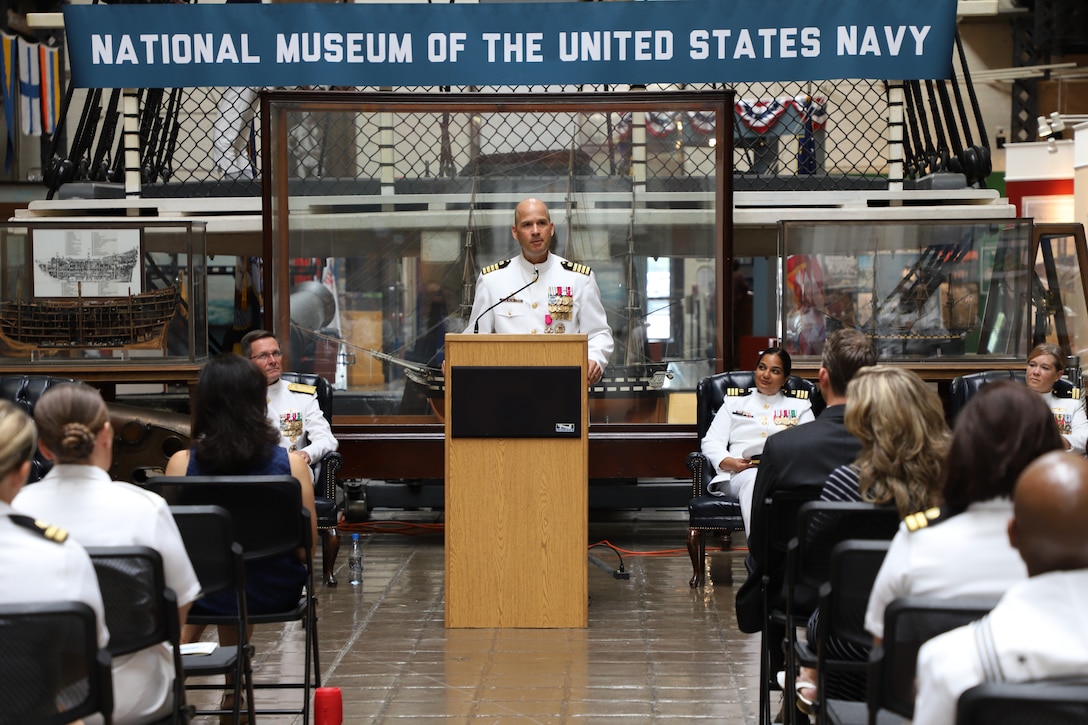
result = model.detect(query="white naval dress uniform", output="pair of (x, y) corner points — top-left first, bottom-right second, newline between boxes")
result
(0, 499), (108, 649)
(468, 252), (614, 371)
(15, 464), (202, 725)
(1040, 389), (1088, 454)
(267, 377), (338, 462)
(914, 569), (1088, 724)
(700, 387), (814, 530)
(864, 498), (1027, 641)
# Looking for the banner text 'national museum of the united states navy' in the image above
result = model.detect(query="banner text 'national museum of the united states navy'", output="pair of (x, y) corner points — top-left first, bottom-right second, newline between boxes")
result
(63, 0), (959, 90)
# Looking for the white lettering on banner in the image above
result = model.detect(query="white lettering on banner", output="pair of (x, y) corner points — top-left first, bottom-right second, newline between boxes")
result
(836, 25), (932, 56)
(557, 30), (672, 62)
(91, 33), (260, 64)
(481, 32), (544, 63)
(426, 33), (466, 63)
(278, 33), (412, 63)
(688, 27), (820, 60)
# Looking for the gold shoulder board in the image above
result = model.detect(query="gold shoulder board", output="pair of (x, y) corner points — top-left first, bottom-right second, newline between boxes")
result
(482, 259), (512, 275)
(786, 389), (810, 400)
(725, 387), (751, 397)
(561, 260), (592, 276)
(9, 514), (68, 543)
(288, 383), (317, 395)
(904, 506), (943, 532)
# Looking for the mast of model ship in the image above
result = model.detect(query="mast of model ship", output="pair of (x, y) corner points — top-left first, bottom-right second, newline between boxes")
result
(622, 196), (646, 367)
(456, 162), (480, 322)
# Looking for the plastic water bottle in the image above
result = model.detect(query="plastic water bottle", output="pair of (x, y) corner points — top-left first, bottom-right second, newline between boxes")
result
(348, 533), (363, 586)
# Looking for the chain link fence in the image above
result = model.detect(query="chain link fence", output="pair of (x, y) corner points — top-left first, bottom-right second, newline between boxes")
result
(51, 79), (907, 199)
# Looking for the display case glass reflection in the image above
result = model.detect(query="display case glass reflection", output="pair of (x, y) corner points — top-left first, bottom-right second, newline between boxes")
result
(779, 219), (1035, 360)
(264, 91), (731, 425)
(0, 221), (208, 363)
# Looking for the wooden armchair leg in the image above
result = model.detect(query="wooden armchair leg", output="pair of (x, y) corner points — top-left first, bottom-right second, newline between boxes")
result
(321, 528), (340, 586)
(687, 528), (706, 587)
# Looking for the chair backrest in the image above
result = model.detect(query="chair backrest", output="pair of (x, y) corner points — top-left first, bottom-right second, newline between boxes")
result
(956, 679), (1088, 725)
(169, 505), (245, 603)
(822, 540), (890, 654)
(85, 546), (178, 659)
(279, 371), (334, 423)
(816, 540), (890, 702)
(0, 600), (113, 725)
(786, 502), (900, 618)
(146, 475), (311, 559)
(0, 375), (79, 483)
(760, 486), (823, 605)
(948, 370), (1076, 420)
(869, 595), (999, 721)
(696, 370), (825, 439)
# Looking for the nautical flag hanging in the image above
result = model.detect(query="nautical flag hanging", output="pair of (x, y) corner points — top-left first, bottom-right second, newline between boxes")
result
(38, 42), (60, 135)
(16, 36), (41, 137)
(0, 31), (17, 172)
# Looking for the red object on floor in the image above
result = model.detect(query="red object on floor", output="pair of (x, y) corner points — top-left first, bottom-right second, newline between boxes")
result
(314, 687), (343, 725)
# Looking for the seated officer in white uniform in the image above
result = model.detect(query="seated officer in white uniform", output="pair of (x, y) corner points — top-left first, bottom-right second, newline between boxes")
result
(0, 399), (109, 665)
(1024, 343), (1088, 454)
(914, 450), (1088, 723)
(468, 198), (614, 386)
(700, 346), (815, 531)
(242, 330), (339, 465)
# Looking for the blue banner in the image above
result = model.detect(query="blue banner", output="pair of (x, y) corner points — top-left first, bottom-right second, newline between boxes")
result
(63, 0), (958, 90)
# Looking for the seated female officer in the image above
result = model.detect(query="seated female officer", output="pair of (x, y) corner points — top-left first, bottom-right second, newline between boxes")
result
(700, 346), (815, 531)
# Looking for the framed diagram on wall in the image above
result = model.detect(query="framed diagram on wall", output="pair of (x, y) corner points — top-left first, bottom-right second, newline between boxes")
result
(32, 228), (143, 298)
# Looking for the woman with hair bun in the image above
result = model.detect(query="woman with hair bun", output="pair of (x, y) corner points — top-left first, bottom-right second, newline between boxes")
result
(15, 382), (200, 725)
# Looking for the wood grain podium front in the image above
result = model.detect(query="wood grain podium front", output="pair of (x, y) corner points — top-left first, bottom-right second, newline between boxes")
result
(444, 334), (588, 628)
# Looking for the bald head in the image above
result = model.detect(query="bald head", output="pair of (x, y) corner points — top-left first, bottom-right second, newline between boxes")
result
(1010, 450), (1088, 576)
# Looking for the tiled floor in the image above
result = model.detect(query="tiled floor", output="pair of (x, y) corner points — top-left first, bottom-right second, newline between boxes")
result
(187, 511), (767, 723)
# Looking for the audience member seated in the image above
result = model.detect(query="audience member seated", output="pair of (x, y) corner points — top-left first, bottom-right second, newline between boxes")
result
(0, 399), (109, 671)
(735, 329), (877, 658)
(792, 365), (950, 713)
(700, 346), (815, 531)
(915, 450), (1088, 722)
(165, 353), (318, 713)
(1024, 343), (1088, 454)
(241, 329), (339, 467)
(15, 382), (201, 725)
(864, 381), (1065, 647)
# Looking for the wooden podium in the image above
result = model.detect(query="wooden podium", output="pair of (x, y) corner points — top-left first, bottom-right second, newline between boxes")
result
(444, 334), (588, 628)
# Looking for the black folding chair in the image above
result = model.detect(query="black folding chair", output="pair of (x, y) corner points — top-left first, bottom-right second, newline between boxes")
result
(781, 503), (900, 723)
(791, 540), (889, 724)
(170, 505), (254, 724)
(757, 486), (822, 725)
(957, 679), (1088, 725)
(866, 596), (998, 724)
(148, 476), (320, 724)
(87, 546), (189, 725)
(0, 600), (114, 725)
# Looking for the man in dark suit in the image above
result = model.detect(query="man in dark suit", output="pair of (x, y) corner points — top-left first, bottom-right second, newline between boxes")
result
(735, 328), (877, 638)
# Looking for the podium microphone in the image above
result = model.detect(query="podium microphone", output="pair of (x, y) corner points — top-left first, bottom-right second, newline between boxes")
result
(473, 269), (539, 334)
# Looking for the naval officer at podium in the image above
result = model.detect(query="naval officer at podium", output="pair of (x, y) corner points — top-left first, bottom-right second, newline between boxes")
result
(468, 198), (614, 386)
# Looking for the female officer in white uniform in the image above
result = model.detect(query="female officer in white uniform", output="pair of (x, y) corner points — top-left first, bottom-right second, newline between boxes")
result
(1024, 343), (1088, 454)
(700, 346), (815, 529)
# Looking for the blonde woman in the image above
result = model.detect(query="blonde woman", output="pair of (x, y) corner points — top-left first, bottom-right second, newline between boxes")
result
(793, 366), (950, 713)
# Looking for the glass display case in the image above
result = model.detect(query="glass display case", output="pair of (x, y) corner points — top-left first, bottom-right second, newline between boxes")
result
(0, 220), (208, 378)
(262, 90), (732, 432)
(779, 218), (1036, 363)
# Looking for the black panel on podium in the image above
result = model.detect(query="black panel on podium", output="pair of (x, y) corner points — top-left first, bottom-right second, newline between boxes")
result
(450, 366), (582, 438)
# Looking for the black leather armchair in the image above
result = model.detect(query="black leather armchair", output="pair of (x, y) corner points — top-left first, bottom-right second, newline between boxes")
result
(948, 370), (1075, 421)
(279, 371), (345, 587)
(685, 370), (824, 587)
(0, 375), (79, 482)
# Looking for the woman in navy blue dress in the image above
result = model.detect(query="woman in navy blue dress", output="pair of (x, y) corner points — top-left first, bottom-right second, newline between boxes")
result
(166, 353), (317, 649)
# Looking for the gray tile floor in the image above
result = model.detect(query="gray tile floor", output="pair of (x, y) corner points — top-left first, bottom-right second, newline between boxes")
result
(188, 511), (766, 723)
